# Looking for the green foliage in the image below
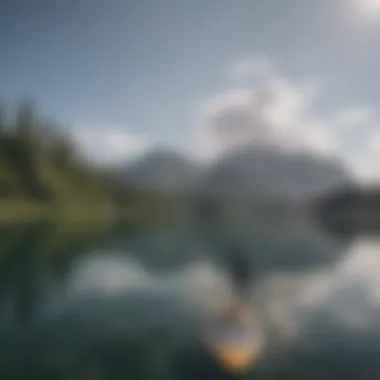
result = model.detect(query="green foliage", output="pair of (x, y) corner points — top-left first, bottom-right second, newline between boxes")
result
(0, 100), (163, 222)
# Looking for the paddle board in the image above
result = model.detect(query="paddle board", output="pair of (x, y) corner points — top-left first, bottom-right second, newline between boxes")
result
(201, 302), (264, 373)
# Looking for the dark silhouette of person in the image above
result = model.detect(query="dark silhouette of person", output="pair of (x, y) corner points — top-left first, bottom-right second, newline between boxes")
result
(224, 243), (255, 303)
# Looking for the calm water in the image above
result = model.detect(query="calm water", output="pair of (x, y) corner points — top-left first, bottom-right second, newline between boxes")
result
(0, 219), (379, 379)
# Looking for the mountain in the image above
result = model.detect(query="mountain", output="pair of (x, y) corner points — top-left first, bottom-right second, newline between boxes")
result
(200, 145), (352, 202)
(121, 148), (200, 193)
(120, 144), (353, 203)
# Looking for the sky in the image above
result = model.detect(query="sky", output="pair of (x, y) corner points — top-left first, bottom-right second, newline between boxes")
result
(2, 0), (380, 181)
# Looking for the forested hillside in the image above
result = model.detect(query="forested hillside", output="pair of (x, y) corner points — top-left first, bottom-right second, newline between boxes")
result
(0, 100), (168, 221)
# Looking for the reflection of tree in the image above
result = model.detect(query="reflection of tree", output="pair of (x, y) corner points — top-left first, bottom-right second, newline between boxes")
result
(0, 223), (41, 323)
(35, 221), (111, 283)
(0, 221), (115, 325)
(8, 223), (54, 323)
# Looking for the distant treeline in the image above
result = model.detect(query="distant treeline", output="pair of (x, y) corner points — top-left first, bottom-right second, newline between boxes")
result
(0, 100), (169, 221)
(314, 185), (380, 233)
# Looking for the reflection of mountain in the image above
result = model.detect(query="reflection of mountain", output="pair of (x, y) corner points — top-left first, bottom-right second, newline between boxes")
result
(208, 222), (352, 275)
(121, 145), (352, 202)
(103, 221), (352, 275)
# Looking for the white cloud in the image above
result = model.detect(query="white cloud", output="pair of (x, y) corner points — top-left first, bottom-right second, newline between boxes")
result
(196, 55), (380, 184)
(71, 125), (152, 165)
(332, 105), (374, 129)
(349, 131), (380, 183)
(229, 54), (276, 81)
(196, 60), (335, 160)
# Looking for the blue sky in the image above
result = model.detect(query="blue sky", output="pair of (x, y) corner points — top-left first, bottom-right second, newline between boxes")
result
(2, 0), (380, 180)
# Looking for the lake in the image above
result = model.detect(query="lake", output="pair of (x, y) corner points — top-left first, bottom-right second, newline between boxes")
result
(0, 219), (379, 379)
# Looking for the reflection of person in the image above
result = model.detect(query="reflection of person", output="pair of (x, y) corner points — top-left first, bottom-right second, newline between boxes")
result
(224, 244), (255, 304)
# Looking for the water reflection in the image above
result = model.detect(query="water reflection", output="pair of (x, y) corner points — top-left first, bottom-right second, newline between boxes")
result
(0, 219), (377, 379)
